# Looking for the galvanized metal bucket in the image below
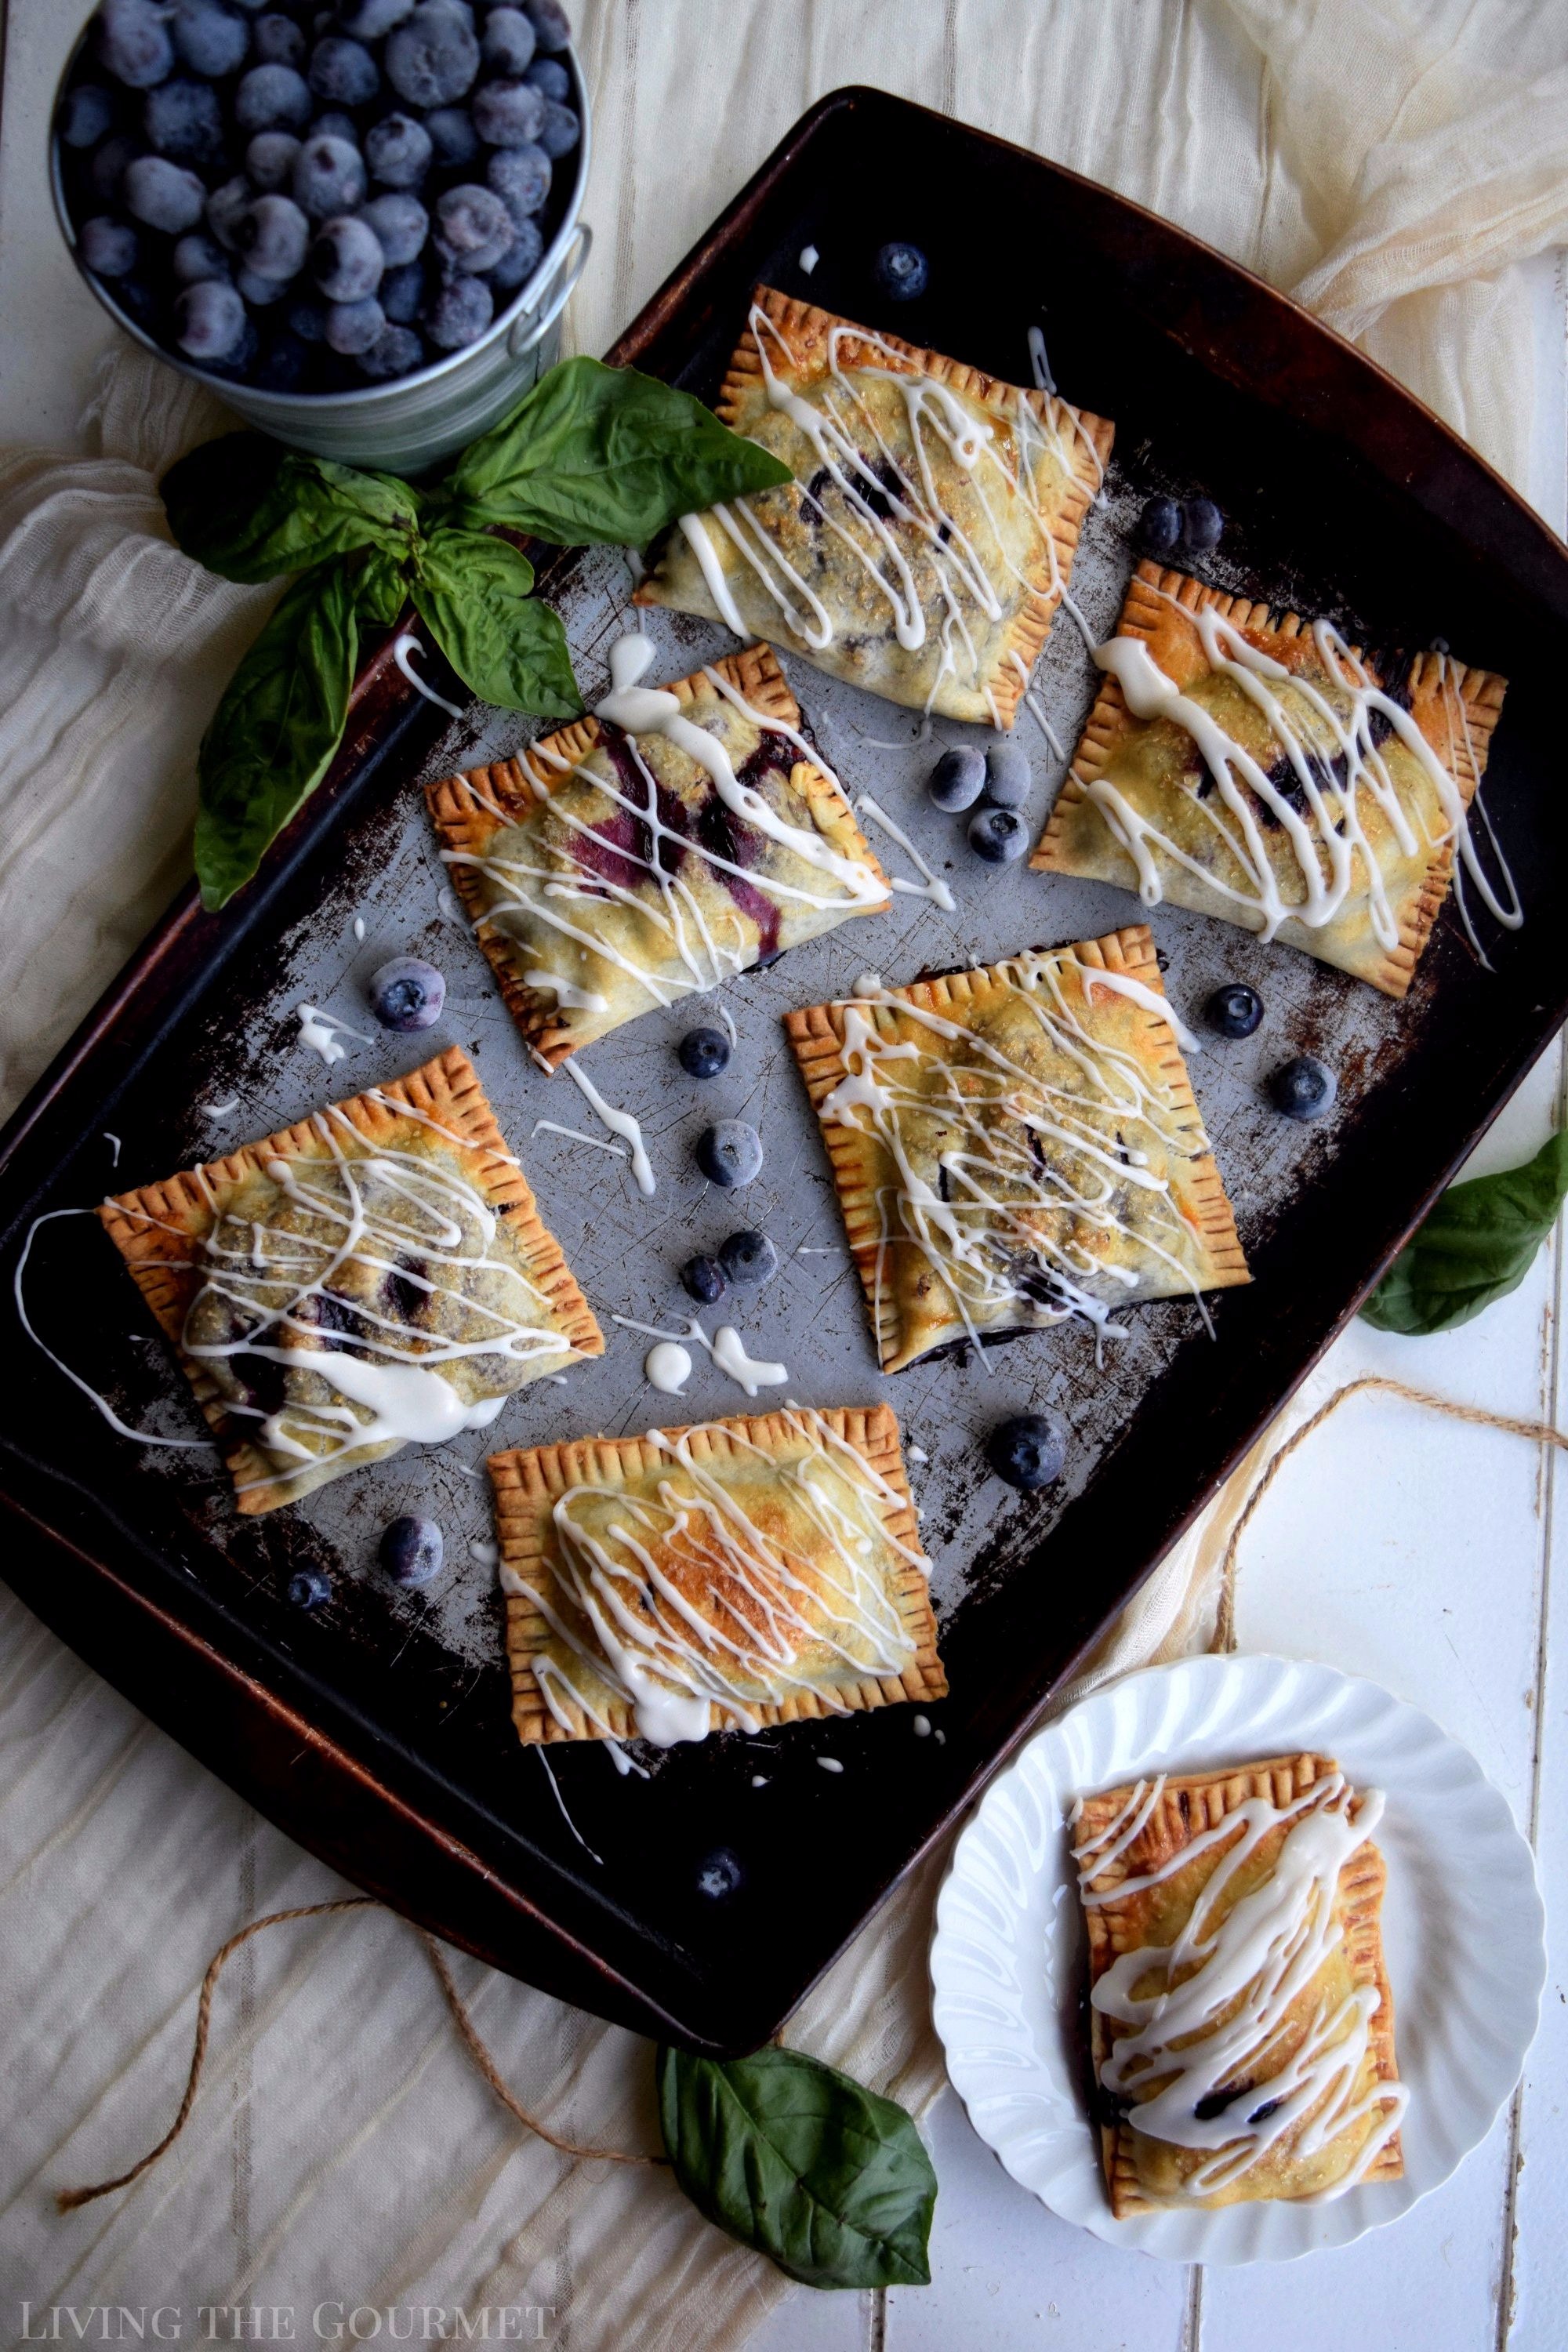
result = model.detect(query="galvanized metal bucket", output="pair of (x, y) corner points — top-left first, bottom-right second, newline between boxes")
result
(50, 34), (593, 477)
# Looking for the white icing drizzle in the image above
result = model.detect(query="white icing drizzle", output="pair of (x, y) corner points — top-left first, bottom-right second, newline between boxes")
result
(612, 1312), (788, 1397)
(469, 1537), (499, 1566)
(104, 1133), (122, 1166)
(907, 1443), (928, 1463)
(1008, 650), (1066, 757)
(523, 969), (609, 1012)
(644, 1340), (692, 1394)
(799, 244), (819, 274)
(820, 956), (1214, 1352)
(531, 1116), (628, 1160)
(204, 1097), (240, 1120)
(536, 1747), (603, 1864)
(1082, 590), (1522, 953)
(437, 887), (459, 920)
(1079, 1768), (1408, 2202)
(393, 631), (464, 720)
(563, 1061), (655, 1194)
(855, 793), (958, 912)
(510, 1403), (925, 1746)
(353, 915), (366, 942)
(295, 1004), (372, 1065)
(1027, 325), (1055, 395)
(715, 1001), (738, 1051)
(16, 1207), (214, 1450)
(818, 1756), (844, 1773)
(1081, 967), (1202, 1054)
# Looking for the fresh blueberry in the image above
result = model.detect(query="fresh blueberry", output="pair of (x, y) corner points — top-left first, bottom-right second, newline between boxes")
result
(385, 2), (480, 105)
(472, 76), (543, 146)
(234, 60), (312, 130)
(205, 172), (256, 248)
(312, 212), (384, 297)
(486, 213), (542, 289)
(487, 140), (549, 219)
(95, 0), (176, 90)
(113, 272), (163, 331)
(309, 108), (360, 144)
(238, 191), (310, 278)
(873, 240), (927, 301)
(423, 103), (479, 168)
(245, 129), (299, 187)
(358, 320), (423, 376)
(60, 83), (117, 149)
(534, 96), (578, 157)
(1137, 493), (1181, 557)
(293, 130), (365, 216)
(377, 256), (424, 320)
(365, 108), (430, 185)
(254, 328), (310, 386)
(368, 953), (445, 1030)
(681, 1254), (727, 1306)
(984, 741), (1030, 808)
(378, 1512), (444, 1587)
(677, 1025), (730, 1079)
(80, 216), (140, 278)
(174, 276), (249, 358)
(89, 132), (143, 203)
(325, 292), (384, 350)
(482, 6), (536, 72)
(1206, 982), (1263, 1039)
(717, 1230), (778, 1290)
(361, 189), (427, 263)
(287, 290), (328, 338)
(523, 55), (568, 100)
(252, 11), (305, 64)
(143, 77), (225, 166)
(1267, 1054), (1336, 1121)
(123, 154), (208, 232)
(1181, 496), (1224, 554)
(309, 33), (379, 103)
(927, 744), (985, 811)
(335, 0), (414, 34)
(237, 262), (290, 303)
(172, 0), (252, 77)
(434, 180), (513, 270)
(172, 228), (233, 282)
(985, 1412), (1067, 1492)
(423, 272), (491, 347)
(695, 1847), (743, 1899)
(523, 0), (571, 52)
(287, 1566), (331, 1608)
(695, 1120), (763, 1189)
(967, 804), (1029, 863)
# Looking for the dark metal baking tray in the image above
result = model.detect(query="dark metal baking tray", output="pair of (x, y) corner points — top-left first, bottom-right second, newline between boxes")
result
(3, 87), (1566, 2056)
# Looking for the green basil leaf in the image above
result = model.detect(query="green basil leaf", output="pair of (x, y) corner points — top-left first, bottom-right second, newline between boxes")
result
(162, 431), (419, 584)
(657, 2044), (935, 2291)
(444, 356), (793, 545)
(194, 564), (358, 910)
(410, 524), (582, 717)
(354, 545), (412, 629)
(1361, 1131), (1568, 1336)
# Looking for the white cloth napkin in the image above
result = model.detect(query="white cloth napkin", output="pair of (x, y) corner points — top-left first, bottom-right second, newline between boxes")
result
(1, 0), (1564, 2341)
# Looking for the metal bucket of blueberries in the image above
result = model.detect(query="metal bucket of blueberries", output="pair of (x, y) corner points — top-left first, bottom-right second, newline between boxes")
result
(51, 0), (592, 476)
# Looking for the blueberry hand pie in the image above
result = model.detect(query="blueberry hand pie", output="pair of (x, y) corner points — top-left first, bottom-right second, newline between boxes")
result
(785, 925), (1247, 1374)
(635, 287), (1114, 728)
(1073, 1754), (1405, 2212)
(427, 641), (888, 1070)
(1033, 561), (1511, 996)
(491, 1403), (944, 1748)
(100, 1046), (601, 1513)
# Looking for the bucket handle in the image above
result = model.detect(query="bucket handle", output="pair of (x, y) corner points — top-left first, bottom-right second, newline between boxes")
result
(508, 222), (594, 361)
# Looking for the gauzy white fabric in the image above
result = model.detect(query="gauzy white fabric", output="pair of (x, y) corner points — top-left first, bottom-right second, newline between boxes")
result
(1, 0), (1564, 2342)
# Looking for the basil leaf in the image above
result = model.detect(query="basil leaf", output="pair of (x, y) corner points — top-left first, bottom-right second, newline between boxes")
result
(354, 545), (412, 629)
(194, 564), (358, 910)
(1361, 1131), (1568, 1336)
(657, 2044), (935, 2291)
(444, 356), (793, 545)
(162, 431), (419, 585)
(410, 525), (582, 717)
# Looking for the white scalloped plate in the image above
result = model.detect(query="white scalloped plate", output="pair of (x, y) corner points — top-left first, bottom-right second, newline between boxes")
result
(930, 1653), (1545, 2263)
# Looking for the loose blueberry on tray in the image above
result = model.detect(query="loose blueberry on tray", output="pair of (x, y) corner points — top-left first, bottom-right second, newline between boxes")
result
(681, 1254), (727, 1305)
(695, 1120), (763, 1189)
(985, 1413), (1067, 1492)
(1206, 982), (1263, 1038)
(287, 1567), (331, 1609)
(695, 1847), (744, 1899)
(1268, 1054), (1337, 1120)
(928, 745), (986, 811)
(1138, 495), (1182, 557)
(368, 955), (445, 1031)
(379, 1514), (445, 1588)
(967, 805), (1029, 863)
(1181, 496), (1225, 554)
(873, 240), (927, 301)
(983, 741), (1030, 808)
(677, 1025), (730, 1079)
(717, 1230), (778, 1290)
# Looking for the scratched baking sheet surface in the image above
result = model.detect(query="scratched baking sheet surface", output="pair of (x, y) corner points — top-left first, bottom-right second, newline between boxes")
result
(112, 455), (1439, 1775)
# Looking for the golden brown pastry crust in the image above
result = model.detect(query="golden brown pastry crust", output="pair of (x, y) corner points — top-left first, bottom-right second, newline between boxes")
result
(426, 641), (887, 1070)
(1076, 1753), (1403, 2216)
(634, 286), (1114, 727)
(785, 925), (1248, 1374)
(492, 1402), (946, 1746)
(99, 1045), (602, 1514)
(1033, 561), (1508, 997)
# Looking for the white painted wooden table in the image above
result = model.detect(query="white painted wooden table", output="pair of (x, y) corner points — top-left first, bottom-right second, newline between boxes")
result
(749, 244), (1568, 2352)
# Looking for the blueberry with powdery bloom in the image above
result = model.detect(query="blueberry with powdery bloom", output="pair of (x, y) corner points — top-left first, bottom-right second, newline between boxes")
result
(175, 278), (249, 359)
(523, 0), (571, 51)
(95, 0), (176, 89)
(384, 2), (479, 106)
(293, 132), (365, 216)
(246, 129), (300, 187)
(487, 216), (541, 289)
(60, 84), (117, 149)
(482, 6), (535, 73)
(89, 134), (143, 204)
(206, 172), (255, 247)
(985, 1414), (1066, 1492)
(172, 229), (232, 282)
(237, 192), (311, 279)
(487, 141), (549, 220)
(368, 955), (445, 1029)
(80, 216), (140, 278)
(423, 273), (491, 347)
(252, 12), (305, 65)
(309, 110), (360, 147)
(1181, 497), (1224, 555)
(717, 1231), (778, 1290)
(308, 33), (379, 105)
(1138, 495), (1181, 557)
(365, 109), (430, 186)
(873, 241), (927, 300)
(312, 212), (384, 299)
(236, 263), (289, 304)
(434, 181), (513, 272)
(423, 104), (478, 168)
(234, 62), (312, 130)
(523, 56), (568, 100)
(377, 258), (423, 320)
(472, 77), (543, 147)
(288, 1567), (331, 1609)
(695, 1121), (763, 1189)
(336, 0), (414, 35)
(1268, 1054), (1336, 1121)
(927, 746), (985, 811)
(535, 96), (578, 158)
(171, 0), (252, 77)
(982, 741), (1030, 808)
(123, 154), (208, 232)
(361, 190), (427, 264)
(967, 805), (1029, 863)
(143, 77), (225, 166)
(379, 1515), (444, 1588)
(326, 294), (384, 350)
(358, 321), (423, 376)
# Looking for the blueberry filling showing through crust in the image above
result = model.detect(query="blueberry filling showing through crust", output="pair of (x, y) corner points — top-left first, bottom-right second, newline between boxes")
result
(1191, 655), (1413, 833)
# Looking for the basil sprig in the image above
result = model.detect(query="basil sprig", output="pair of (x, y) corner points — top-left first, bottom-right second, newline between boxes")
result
(1361, 1131), (1568, 1335)
(162, 358), (791, 909)
(657, 2043), (936, 2291)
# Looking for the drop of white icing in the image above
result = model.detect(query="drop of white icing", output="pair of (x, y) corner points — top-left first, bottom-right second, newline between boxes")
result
(469, 1537), (499, 1567)
(563, 1060), (655, 1194)
(752, 1773), (769, 1788)
(353, 916), (366, 942)
(104, 1132), (122, 1166)
(818, 1756), (844, 1774)
(393, 631), (464, 720)
(610, 1312), (788, 1397)
(799, 244), (819, 274)
(908, 1444), (928, 1463)
(203, 1098), (239, 1120)
(644, 1340), (693, 1394)
(295, 1004), (372, 1065)
(855, 795), (958, 912)
(913, 1713), (931, 1736)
